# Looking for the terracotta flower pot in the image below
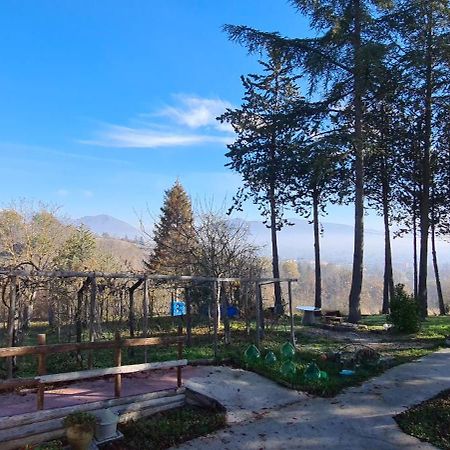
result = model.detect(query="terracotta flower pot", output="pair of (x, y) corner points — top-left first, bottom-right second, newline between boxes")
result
(66, 424), (94, 450)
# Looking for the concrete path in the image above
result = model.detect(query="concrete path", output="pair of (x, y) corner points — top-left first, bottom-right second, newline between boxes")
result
(176, 349), (450, 449)
(185, 366), (306, 423)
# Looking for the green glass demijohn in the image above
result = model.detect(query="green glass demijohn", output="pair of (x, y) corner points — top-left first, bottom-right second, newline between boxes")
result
(264, 351), (277, 366)
(304, 362), (321, 381)
(280, 360), (296, 378)
(244, 344), (261, 362)
(281, 342), (296, 360)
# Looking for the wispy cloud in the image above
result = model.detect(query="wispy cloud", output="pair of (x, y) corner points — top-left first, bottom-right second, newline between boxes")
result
(158, 95), (233, 131)
(56, 189), (69, 197)
(81, 95), (234, 149)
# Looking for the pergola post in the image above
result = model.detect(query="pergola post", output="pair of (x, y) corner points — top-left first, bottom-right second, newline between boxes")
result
(288, 280), (296, 346)
(211, 280), (219, 359)
(255, 282), (262, 349)
(6, 276), (17, 379)
(185, 286), (192, 347)
(142, 277), (149, 363)
(88, 275), (97, 369)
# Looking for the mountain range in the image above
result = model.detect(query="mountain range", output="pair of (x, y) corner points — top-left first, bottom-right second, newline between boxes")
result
(76, 214), (142, 241)
(76, 214), (450, 267)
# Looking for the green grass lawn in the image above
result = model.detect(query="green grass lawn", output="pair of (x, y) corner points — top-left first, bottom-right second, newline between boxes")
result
(2, 315), (448, 397)
(396, 389), (450, 449)
(360, 314), (450, 341)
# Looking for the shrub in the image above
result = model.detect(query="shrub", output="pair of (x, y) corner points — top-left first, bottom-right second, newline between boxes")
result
(388, 284), (422, 333)
(62, 412), (98, 433)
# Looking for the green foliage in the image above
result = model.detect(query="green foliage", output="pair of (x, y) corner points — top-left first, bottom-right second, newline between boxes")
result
(388, 284), (422, 333)
(146, 180), (196, 275)
(55, 226), (96, 270)
(62, 412), (98, 433)
(119, 406), (225, 450)
(396, 389), (450, 449)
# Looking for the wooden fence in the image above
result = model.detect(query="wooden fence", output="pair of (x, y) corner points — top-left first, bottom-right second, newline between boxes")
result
(0, 328), (185, 410)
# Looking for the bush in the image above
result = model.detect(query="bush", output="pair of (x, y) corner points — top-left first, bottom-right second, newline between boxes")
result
(62, 412), (98, 433)
(388, 284), (422, 333)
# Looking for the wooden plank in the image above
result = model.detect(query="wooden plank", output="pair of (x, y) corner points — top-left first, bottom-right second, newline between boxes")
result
(0, 268), (298, 284)
(0, 395), (185, 450)
(0, 336), (185, 358)
(0, 341), (115, 358)
(0, 394), (186, 443)
(212, 281), (219, 359)
(255, 282), (262, 349)
(6, 276), (17, 379)
(143, 277), (149, 363)
(288, 281), (296, 347)
(111, 394), (185, 416)
(122, 336), (184, 348)
(0, 429), (65, 450)
(37, 334), (47, 376)
(0, 378), (38, 392)
(177, 324), (183, 387)
(118, 399), (185, 423)
(114, 331), (122, 398)
(88, 275), (96, 369)
(37, 383), (45, 410)
(0, 388), (185, 430)
(36, 359), (188, 383)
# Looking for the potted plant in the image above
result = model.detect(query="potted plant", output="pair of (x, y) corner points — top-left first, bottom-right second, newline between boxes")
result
(62, 412), (98, 450)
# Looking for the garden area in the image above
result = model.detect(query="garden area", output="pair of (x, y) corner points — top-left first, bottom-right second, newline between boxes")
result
(5, 311), (450, 396)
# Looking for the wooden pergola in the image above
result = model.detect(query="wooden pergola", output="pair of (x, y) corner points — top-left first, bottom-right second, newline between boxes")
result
(0, 268), (298, 366)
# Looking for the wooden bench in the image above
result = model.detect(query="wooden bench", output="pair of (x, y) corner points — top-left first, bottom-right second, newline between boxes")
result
(325, 316), (344, 323)
(35, 359), (188, 410)
(323, 310), (344, 324)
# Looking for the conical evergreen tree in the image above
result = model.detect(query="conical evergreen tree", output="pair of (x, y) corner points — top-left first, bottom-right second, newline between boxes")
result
(218, 49), (308, 315)
(146, 180), (196, 275)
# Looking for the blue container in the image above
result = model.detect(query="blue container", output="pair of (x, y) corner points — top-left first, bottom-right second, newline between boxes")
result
(171, 301), (186, 317)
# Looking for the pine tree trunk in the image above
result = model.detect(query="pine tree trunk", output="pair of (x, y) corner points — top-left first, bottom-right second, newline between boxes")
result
(431, 205), (445, 315)
(348, 0), (364, 323)
(312, 189), (322, 310)
(418, 4), (433, 318)
(269, 183), (283, 315)
(381, 158), (394, 314)
(413, 195), (418, 299)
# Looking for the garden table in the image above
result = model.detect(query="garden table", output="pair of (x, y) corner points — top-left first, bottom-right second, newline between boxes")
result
(296, 306), (321, 325)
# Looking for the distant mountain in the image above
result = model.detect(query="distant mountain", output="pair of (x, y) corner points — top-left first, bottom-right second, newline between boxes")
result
(74, 214), (450, 267)
(240, 218), (450, 267)
(76, 214), (141, 240)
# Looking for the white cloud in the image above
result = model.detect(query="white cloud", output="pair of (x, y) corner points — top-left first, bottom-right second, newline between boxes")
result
(81, 190), (93, 198)
(159, 95), (232, 131)
(56, 189), (69, 197)
(82, 125), (232, 148)
(82, 94), (235, 149)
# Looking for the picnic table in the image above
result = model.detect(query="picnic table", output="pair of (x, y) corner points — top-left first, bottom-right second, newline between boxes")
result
(296, 306), (321, 325)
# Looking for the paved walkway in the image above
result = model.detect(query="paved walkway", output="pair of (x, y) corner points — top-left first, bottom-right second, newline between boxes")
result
(176, 349), (450, 449)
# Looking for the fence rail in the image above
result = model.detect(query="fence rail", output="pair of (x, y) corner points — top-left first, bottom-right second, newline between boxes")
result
(0, 335), (184, 358)
(1, 329), (186, 411)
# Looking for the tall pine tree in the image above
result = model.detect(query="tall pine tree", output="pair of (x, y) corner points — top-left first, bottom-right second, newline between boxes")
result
(224, 0), (392, 322)
(218, 49), (307, 315)
(146, 180), (196, 275)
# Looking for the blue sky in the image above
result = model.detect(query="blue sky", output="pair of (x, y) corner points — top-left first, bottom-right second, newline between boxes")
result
(0, 1), (380, 228)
